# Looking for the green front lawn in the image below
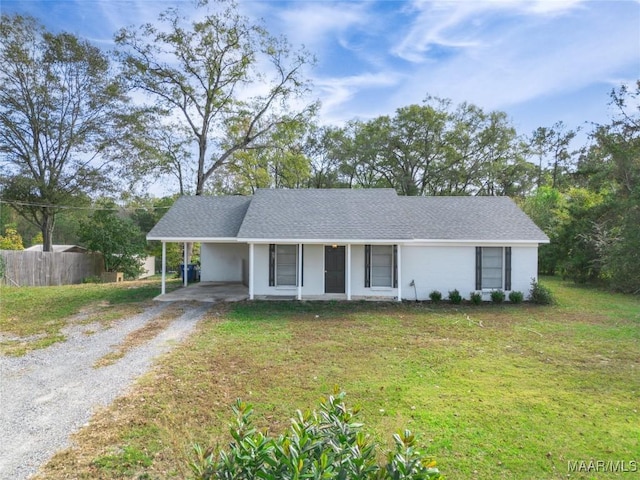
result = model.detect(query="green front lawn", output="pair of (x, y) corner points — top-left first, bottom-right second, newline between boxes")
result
(36, 277), (640, 479)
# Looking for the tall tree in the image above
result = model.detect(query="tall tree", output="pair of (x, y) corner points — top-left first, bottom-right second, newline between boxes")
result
(326, 98), (527, 196)
(115, 0), (316, 196)
(0, 14), (126, 251)
(528, 122), (577, 190)
(304, 125), (349, 189)
(586, 82), (640, 292)
(220, 119), (311, 194)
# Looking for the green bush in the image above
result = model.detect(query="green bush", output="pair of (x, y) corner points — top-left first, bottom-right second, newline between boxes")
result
(190, 391), (441, 480)
(0, 226), (24, 250)
(508, 291), (524, 304)
(429, 290), (442, 303)
(448, 289), (462, 305)
(529, 279), (556, 305)
(79, 206), (146, 280)
(490, 290), (505, 304)
(469, 292), (483, 305)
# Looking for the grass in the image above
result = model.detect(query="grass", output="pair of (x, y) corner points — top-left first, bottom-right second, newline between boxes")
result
(29, 276), (640, 479)
(0, 277), (180, 356)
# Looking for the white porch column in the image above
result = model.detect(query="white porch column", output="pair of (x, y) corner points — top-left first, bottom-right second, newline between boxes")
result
(397, 244), (402, 302)
(161, 241), (166, 295)
(346, 244), (352, 300)
(249, 243), (254, 300)
(297, 243), (303, 300)
(183, 242), (188, 287)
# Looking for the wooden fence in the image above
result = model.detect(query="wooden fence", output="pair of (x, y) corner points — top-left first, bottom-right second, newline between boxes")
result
(0, 250), (105, 287)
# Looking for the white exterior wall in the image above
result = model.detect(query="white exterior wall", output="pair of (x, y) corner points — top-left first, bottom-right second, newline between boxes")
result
(400, 244), (540, 301)
(511, 246), (539, 295)
(401, 246), (476, 301)
(302, 245), (325, 295)
(201, 243), (248, 282)
(211, 242), (539, 300)
(252, 244), (273, 294)
(253, 243), (397, 298)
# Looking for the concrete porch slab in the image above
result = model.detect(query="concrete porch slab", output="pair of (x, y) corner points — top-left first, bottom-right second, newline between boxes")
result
(154, 282), (249, 303)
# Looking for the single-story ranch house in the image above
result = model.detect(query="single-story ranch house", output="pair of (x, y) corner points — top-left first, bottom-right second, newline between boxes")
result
(147, 189), (549, 301)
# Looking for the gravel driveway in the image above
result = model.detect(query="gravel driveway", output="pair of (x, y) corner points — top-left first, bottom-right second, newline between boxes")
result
(0, 302), (210, 480)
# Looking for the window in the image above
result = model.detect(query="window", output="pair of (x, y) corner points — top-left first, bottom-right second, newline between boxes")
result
(371, 245), (392, 287)
(475, 247), (512, 290)
(276, 245), (297, 286)
(364, 245), (396, 288)
(481, 247), (503, 289)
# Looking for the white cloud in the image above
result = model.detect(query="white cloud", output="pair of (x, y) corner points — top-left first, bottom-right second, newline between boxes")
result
(381, 0), (637, 117)
(392, 1), (485, 63)
(275, 1), (371, 52)
(392, 0), (587, 63)
(315, 71), (403, 124)
(522, 0), (585, 15)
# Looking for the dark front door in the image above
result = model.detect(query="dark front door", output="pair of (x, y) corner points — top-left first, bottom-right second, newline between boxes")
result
(325, 246), (345, 293)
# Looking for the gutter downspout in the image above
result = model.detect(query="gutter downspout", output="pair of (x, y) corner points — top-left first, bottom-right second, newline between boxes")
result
(297, 243), (302, 300)
(397, 244), (402, 302)
(347, 244), (352, 301)
(249, 243), (254, 300)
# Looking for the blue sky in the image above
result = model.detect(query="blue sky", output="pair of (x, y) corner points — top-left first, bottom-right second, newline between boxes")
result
(3, 0), (639, 139)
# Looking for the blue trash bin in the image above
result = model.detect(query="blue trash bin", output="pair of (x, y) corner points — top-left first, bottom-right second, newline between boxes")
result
(180, 264), (199, 283)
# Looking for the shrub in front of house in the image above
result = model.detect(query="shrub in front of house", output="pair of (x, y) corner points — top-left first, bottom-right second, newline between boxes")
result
(448, 289), (462, 304)
(190, 391), (441, 480)
(529, 279), (555, 305)
(469, 292), (483, 305)
(509, 291), (524, 303)
(490, 290), (505, 304)
(429, 290), (442, 303)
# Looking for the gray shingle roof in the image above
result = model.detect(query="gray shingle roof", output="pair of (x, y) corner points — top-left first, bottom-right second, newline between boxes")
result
(237, 189), (407, 240)
(147, 190), (548, 243)
(147, 196), (251, 240)
(399, 196), (549, 241)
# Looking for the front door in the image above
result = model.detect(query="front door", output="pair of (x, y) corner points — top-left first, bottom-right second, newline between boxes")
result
(324, 246), (345, 293)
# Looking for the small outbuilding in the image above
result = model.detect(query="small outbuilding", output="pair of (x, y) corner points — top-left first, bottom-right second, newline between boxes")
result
(147, 189), (549, 301)
(24, 244), (88, 253)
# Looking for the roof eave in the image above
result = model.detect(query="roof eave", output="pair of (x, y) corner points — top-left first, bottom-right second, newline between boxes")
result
(146, 236), (239, 242)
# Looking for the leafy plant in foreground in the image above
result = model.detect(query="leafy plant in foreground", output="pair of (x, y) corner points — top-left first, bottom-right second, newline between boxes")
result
(190, 390), (441, 479)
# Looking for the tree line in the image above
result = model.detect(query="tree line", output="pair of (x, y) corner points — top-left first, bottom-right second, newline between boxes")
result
(0, 1), (638, 292)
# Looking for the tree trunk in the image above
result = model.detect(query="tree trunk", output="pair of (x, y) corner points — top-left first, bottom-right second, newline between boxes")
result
(186, 242), (194, 265)
(41, 211), (55, 252)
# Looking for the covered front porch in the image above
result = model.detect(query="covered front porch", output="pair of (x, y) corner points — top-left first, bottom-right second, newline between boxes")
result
(154, 282), (399, 303)
(157, 241), (403, 302)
